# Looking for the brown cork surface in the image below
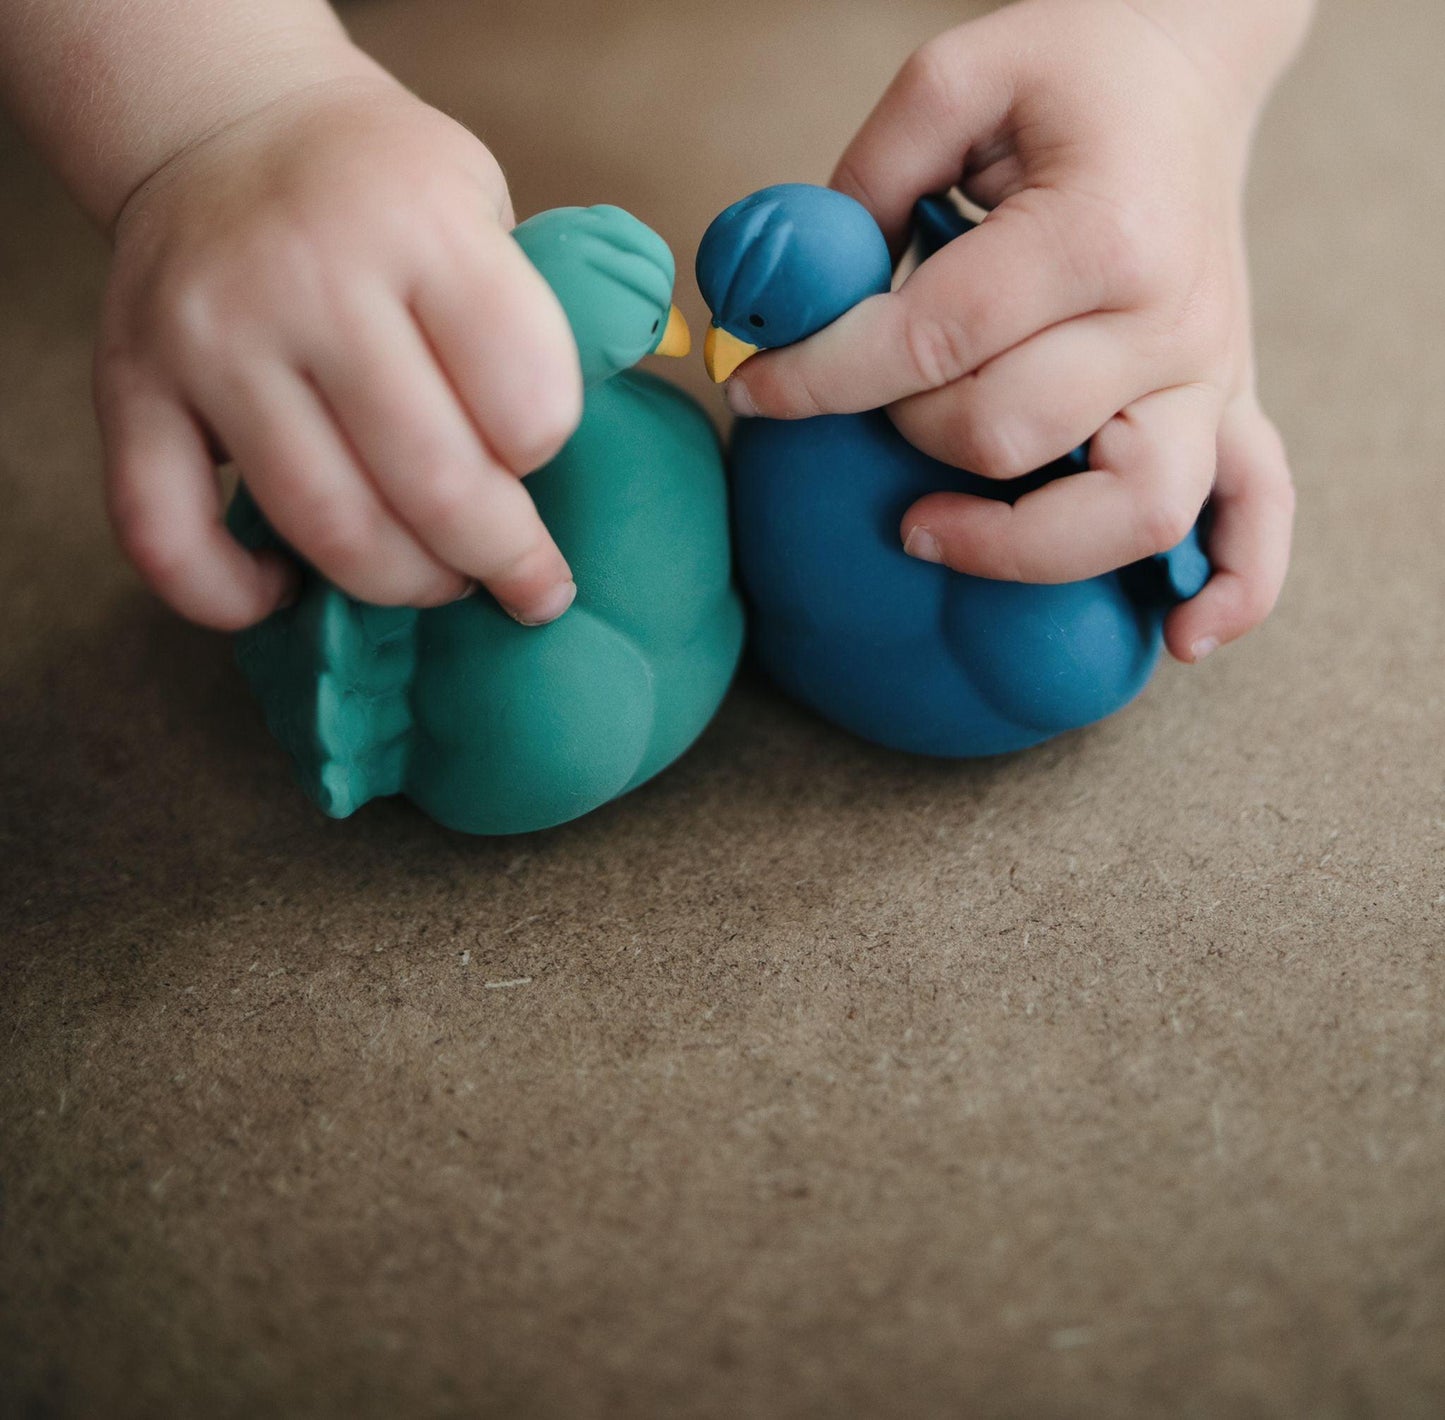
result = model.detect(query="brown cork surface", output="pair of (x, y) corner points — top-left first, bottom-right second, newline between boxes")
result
(2, 1), (1442, 1415)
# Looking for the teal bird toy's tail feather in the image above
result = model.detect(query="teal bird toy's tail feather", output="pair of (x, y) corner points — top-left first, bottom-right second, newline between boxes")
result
(228, 488), (421, 819)
(237, 591), (420, 819)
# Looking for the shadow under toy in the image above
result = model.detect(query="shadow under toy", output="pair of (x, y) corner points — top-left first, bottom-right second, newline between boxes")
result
(697, 183), (1210, 758)
(231, 205), (744, 835)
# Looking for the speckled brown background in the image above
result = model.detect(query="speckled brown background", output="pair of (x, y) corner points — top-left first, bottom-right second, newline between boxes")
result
(2, 2), (1442, 1416)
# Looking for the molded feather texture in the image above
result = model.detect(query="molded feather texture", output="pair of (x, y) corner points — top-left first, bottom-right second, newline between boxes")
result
(697, 184), (892, 347)
(698, 182), (1211, 758)
(227, 490), (420, 814)
(233, 371), (744, 834)
(230, 208), (744, 834)
(514, 205), (676, 386)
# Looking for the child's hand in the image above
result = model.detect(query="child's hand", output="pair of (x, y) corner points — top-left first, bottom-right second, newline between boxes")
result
(727, 0), (1302, 663)
(96, 77), (583, 630)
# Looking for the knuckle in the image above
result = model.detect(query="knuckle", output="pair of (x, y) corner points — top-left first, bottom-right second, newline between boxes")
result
(295, 501), (376, 578)
(257, 221), (322, 283)
(1238, 579), (1280, 629)
(831, 152), (882, 216)
(903, 313), (973, 392)
(486, 533), (556, 590)
(413, 580), (468, 606)
(115, 517), (179, 581)
(787, 365), (832, 421)
(466, 144), (508, 206)
(413, 463), (479, 527)
(193, 595), (267, 634)
(518, 393), (583, 470)
(329, 550), (453, 608)
(1088, 209), (1159, 303)
(428, 201), (500, 273)
(959, 411), (1032, 481)
(896, 39), (954, 113)
(1137, 491), (1196, 553)
(408, 573), (472, 609)
(340, 576), (424, 609)
(152, 279), (227, 359)
(142, 227), (332, 355)
(113, 514), (202, 601)
(555, 379), (587, 441)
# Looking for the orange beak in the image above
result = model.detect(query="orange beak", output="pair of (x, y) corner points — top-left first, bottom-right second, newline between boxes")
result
(703, 324), (760, 383)
(652, 304), (691, 358)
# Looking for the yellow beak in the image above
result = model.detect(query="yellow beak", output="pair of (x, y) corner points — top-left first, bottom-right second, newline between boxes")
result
(704, 324), (760, 383)
(652, 304), (692, 359)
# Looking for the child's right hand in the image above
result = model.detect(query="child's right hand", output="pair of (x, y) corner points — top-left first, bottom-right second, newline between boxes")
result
(96, 76), (584, 631)
(726, 0), (1307, 665)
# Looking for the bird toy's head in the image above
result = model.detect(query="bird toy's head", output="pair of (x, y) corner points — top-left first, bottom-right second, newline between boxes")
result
(696, 183), (893, 382)
(513, 205), (691, 387)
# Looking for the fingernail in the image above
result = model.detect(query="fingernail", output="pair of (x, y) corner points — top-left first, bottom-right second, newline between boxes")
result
(511, 579), (576, 627)
(1191, 636), (1219, 662)
(904, 527), (942, 564)
(726, 380), (757, 418)
(451, 580), (479, 603)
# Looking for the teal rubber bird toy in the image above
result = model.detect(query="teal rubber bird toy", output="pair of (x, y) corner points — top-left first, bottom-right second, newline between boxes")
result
(230, 205), (744, 835)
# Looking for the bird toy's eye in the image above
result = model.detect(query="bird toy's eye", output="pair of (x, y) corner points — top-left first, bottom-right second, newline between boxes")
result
(749, 314), (766, 329)
(651, 318), (661, 334)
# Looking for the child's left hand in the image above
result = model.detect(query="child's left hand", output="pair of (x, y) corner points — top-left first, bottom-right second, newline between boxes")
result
(725, 0), (1299, 663)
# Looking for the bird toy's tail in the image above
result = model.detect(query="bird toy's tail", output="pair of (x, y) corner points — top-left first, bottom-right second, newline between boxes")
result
(228, 489), (420, 819)
(911, 192), (979, 262)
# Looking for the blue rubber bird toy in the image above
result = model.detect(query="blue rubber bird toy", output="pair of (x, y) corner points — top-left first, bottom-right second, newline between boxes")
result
(697, 183), (1211, 758)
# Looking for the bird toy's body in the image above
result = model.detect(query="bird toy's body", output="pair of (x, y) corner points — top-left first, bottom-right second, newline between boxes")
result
(697, 184), (1209, 758)
(232, 205), (743, 834)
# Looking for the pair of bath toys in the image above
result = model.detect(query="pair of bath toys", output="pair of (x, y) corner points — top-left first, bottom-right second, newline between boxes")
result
(233, 185), (1210, 834)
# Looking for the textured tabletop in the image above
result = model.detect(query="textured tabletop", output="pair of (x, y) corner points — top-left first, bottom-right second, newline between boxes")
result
(2, 1), (1442, 1415)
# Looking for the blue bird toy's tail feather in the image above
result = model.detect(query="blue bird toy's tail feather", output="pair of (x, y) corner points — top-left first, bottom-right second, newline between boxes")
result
(227, 487), (420, 819)
(912, 193), (979, 263)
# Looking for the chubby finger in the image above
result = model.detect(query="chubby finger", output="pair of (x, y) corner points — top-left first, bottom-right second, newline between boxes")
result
(197, 364), (466, 608)
(889, 312), (1171, 477)
(309, 302), (575, 625)
(901, 383), (1221, 583)
(830, 25), (1017, 251)
(96, 364), (297, 630)
(1165, 398), (1295, 663)
(735, 198), (1098, 422)
(411, 224), (583, 475)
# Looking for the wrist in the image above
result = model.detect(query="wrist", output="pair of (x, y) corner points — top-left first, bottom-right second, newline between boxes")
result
(0, 0), (390, 235)
(1115, 0), (1314, 120)
(103, 39), (390, 237)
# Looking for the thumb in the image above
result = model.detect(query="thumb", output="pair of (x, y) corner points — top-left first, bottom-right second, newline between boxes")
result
(729, 20), (1028, 423)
